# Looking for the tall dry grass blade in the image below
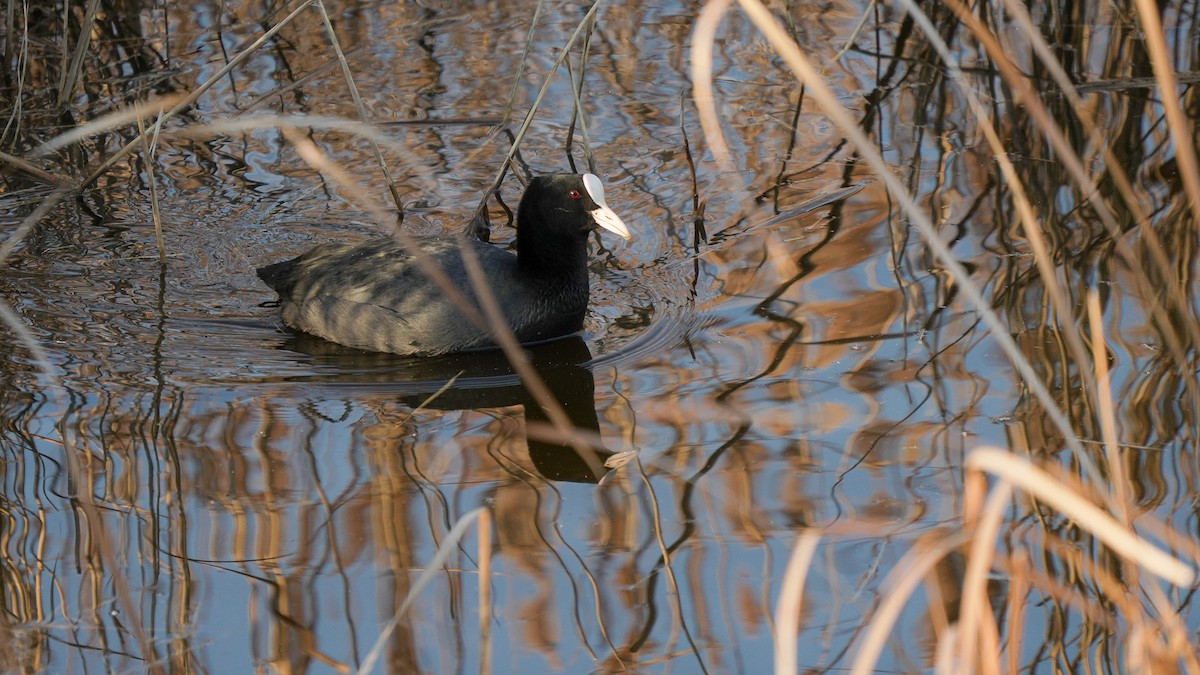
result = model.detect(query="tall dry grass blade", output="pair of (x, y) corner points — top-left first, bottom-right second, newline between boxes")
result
(693, 0), (1098, 489)
(691, 0), (735, 170)
(0, 150), (73, 186)
(1133, 0), (1200, 231)
(313, 0), (404, 216)
(1004, 550), (1030, 675)
(136, 110), (166, 263)
(996, 0), (1183, 309)
(849, 531), (971, 675)
(964, 448), (1194, 585)
(356, 507), (487, 675)
(56, 0), (101, 107)
(635, 456), (710, 674)
(399, 372), (462, 424)
(499, 0), (546, 126)
(774, 532), (819, 675)
(78, 0), (315, 188)
(174, 114), (435, 190)
(565, 12), (596, 174)
(833, 0), (877, 61)
(457, 236), (606, 480)
(957, 478), (1010, 675)
(30, 94), (186, 157)
(679, 92), (707, 248)
(478, 508), (493, 675)
(237, 46), (365, 115)
(1085, 289), (1129, 522)
(564, 58), (594, 174)
(278, 129), (602, 477)
(2, 0), (14, 91)
(1, 0), (28, 148)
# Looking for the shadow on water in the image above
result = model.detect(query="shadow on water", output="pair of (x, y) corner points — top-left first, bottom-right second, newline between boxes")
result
(280, 333), (613, 482)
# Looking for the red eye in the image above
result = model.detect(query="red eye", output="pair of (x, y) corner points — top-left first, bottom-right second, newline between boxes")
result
(569, 189), (582, 199)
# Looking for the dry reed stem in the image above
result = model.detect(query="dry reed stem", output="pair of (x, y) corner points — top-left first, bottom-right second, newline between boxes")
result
(848, 531), (971, 675)
(1086, 289), (1130, 521)
(56, 0), (101, 107)
(478, 508), (493, 675)
(0, 149), (73, 186)
(457, 238), (607, 481)
(356, 507), (488, 675)
(468, 0), (610, 225)
(774, 532), (820, 675)
(174, 114), (436, 190)
(691, 0), (734, 170)
(996, 0), (1183, 313)
(1003, 550), (1030, 674)
(135, 109), (165, 263)
(313, 0), (404, 214)
(964, 448), (1193, 586)
(1133, 0), (1200, 232)
(958, 479), (1010, 675)
(499, 0), (546, 126)
(30, 94), (186, 157)
(281, 129), (484, 326)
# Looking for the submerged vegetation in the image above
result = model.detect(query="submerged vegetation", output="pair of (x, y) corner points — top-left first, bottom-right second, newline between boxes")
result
(1, 0), (1199, 672)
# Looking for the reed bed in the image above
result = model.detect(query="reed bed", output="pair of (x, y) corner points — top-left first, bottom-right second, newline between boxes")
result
(0, 0), (1198, 673)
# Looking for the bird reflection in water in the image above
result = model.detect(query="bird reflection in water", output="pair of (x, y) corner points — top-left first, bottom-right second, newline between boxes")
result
(282, 334), (613, 483)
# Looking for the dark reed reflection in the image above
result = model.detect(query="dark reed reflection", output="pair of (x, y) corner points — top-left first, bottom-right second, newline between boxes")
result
(282, 333), (613, 482)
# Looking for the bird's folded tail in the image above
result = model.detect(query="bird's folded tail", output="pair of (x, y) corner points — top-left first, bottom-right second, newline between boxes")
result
(256, 259), (297, 293)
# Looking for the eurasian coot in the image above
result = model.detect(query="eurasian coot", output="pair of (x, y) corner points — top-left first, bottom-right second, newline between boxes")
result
(257, 173), (631, 355)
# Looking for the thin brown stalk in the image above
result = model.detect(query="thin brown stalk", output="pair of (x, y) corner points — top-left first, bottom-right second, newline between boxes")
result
(468, 0), (611, 227)
(498, 0), (546, 126)
(0, 150), (73, 186)
(478, 508), (493, 675)
(281, 130), (485, 328)
(849, 531), (971, 675)
(964, 449), (1193, 585)
(356, 508), (487, 675)
(1004, 550), (1030, 675)
(56, 0), (101, 107)
(136, 110), (166, 263)
(958, 479), (1010, 675)
(279, 129), (604, 478)
(1086, 289), (1129, 521)
(31, 94), (187, 157)
(895, 0), (1100, 451)
(79, 0), (316, 188)
(1133, 0), (1200, 231)
(774, 532), (819, 675)
(313, 0), (404, 216)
